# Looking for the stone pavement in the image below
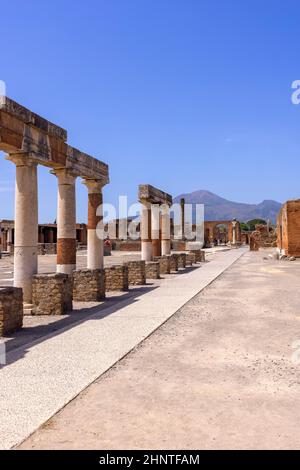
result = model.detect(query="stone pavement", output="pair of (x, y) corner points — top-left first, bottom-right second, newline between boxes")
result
(18, 249), (300, 450)
(0, 248), (246, 450)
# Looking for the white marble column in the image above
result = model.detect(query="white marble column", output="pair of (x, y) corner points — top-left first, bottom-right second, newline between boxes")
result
(53, 169), (77, 275)
(151, 203), (161, 257)
(7, 155), (38, 303)
(161, 203), (171, 255)
(141, 200), (153, 261)
(83, 179), (104, 270)
(232, 220), (237, 245)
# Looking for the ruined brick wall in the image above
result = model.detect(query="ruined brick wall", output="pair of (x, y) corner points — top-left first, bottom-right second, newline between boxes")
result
(124, 261), (146, 285)
(105, 266), (129, 291)
(277, 200), (300, 257)
(73, 269), (105, 301)
(168, 254), (179, 272)
(186, 253), (196, 266)
(0, 287), (23, 336)
(249, 224), (277, 251)
(114, 241), (141, 252)
(32, 274), (73, 315)
(154, 256), (171, 275)
(177, 253), (187, 269)
(189, 249), (202, 262)
(145, 261), (160, 279)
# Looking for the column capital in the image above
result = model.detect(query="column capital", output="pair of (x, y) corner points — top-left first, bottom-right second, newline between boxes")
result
(6, 153), (37, 167)
(82, 178), (106, 193)
(51, 168), (78, 184)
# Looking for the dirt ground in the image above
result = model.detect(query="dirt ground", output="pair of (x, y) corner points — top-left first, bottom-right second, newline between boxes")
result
(18, 249), (300, 450)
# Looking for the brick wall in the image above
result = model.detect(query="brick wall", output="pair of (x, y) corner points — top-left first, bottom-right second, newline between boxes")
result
(0, 287), (23, 336)
(277, 200), (300, 257)
(32, 274), (73, 315)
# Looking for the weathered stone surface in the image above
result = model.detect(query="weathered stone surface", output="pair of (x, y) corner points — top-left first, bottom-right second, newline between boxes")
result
(200, 250), (206, 262)
(32, 273), (72, 315)
(44, 243), (57, 255)
(189, 249), (202, 263)
(154, 256), (170, 275)
(73, 269), (105, 301)
(105, 266), (129, 291)
(145, 261), (160, 279)
(0, 287), (23, 336)
(186, 252), (196, 266)
(138, 184), (172, 205)
(123, 261), (146, 286)
(168, 254), (179, 272)
(277, 200), (300, 258)
(177, 253), (187, 269)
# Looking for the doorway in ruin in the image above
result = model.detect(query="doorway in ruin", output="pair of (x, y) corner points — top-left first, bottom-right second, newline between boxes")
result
(214, 223), (228, 245)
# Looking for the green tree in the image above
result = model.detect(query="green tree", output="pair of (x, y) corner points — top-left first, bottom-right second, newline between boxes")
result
(247, 219), (267, 231)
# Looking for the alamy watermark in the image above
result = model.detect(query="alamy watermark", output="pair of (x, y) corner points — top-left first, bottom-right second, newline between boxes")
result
(0, 80), (6, 108)
(291, 80), (300, 105)
(0, 340), (6, 366)
(99, 197), (205, 243)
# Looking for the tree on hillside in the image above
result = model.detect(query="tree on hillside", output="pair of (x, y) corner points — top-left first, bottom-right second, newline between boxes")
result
(240, 222), (250, 231)
(247, 219), (267, 231)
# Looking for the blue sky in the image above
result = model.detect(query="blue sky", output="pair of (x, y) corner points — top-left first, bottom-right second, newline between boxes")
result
(1, 0), (300, 222)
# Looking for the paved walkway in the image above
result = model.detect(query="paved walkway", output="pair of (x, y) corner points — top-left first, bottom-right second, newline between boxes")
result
(0, 248), (245, 450)
(18, 249), (300, 450)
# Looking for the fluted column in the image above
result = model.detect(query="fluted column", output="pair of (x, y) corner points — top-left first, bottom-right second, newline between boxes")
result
(141, 199), (153, 261)
(53, 169), (77, 275)
(161, 204), (171, 255)
(83, 179), (104, 270)
(7, 154), (38, 303)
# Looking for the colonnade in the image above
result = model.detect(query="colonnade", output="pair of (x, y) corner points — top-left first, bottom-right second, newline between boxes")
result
(139, 184), (172, 262)
(6, 158), (107, 304)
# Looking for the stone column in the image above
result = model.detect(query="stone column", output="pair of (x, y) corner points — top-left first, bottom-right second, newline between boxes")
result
(7, 155), (38, 304)
(7, 228), (13, 253)
(53, 169), (77, 275)
(83, 179), (104, 270)
(180, 198), (185, 240)
(151, 204), (161, 257)
(232, 220), (237, 245)
(161, 204), (171, 255)
(140, 200), (153, 261)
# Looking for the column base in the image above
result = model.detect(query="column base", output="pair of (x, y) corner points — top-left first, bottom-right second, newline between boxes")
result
(57, 264), (76, 276)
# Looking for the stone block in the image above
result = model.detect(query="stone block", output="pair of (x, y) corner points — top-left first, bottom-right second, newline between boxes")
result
(73, 269), (105, 301)
(177, 253), (187, 269)
(154, 256), (171, 274)
(200, 250), (206, 262)
(32, 273), (73, 315)
(145, 261), (160, 279)
(168, 254), (179, 272)
(105, 265), (129, 291)
(123, 261), (146, 286)
(189, 249), (202, 263)
(0, 287), (23, 336)
(186, 252), (196, 266)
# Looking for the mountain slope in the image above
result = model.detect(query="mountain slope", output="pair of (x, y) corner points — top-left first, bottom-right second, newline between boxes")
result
(173, 190), (281, 223)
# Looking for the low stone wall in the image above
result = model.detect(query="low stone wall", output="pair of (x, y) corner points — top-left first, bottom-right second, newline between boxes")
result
(124, 261), (146, 286)
(0, 287), (23, 336)
(146, 261), (160, 279)
(186, 252), (196, 266)
(154, 256), (171, 275)
(32, 273), (73, 315)
(114, 240), (142, 252)
(171, 240), (186, 251)
(44, 243), (57, 255)
(105, 265), (129, 291)
(177, 253), (187, 269)
(38, 244), (45, 255)
(200, 250), (206, 262)
(73, 269), (105, 301)
(168, 254), (179, 272)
